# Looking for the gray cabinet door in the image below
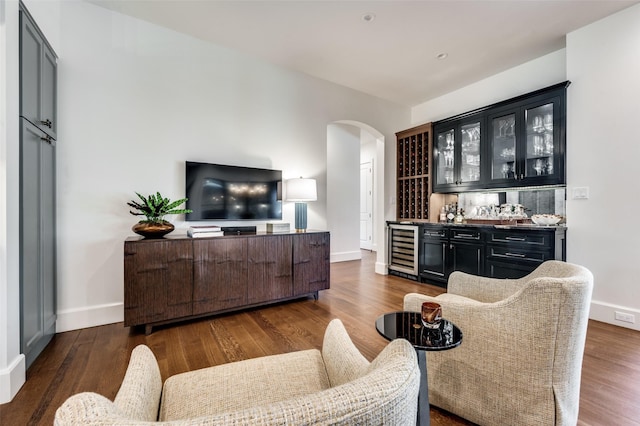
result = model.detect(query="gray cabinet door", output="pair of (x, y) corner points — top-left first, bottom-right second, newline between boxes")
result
(20, 9), (57, 139)
(20, 119), (56, 369)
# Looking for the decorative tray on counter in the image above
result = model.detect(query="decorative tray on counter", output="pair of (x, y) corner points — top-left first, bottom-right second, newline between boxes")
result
(464, 218), (532, 225)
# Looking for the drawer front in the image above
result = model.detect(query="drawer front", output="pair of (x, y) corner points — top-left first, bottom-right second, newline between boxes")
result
(450, 228), (483, 242)
(487, 245), (552, 263)
(421, 226), (448, 240)
(487, 229), (553, 249)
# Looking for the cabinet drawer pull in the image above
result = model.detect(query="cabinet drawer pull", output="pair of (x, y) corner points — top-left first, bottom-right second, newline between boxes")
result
(505, 252), (526, 258)
(505, 236), (526, 241)
(455, 233), (477, 239)
(425, 232), (444, 237)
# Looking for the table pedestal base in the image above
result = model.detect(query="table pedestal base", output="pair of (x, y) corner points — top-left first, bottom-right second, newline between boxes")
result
(417, 349), (429, 426)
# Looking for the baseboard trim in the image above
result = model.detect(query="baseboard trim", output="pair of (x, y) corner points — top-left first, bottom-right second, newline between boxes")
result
(590, 300), (640, 331)
(56, 302), (123, 333)
(330, 251), (362, 263)
(0, 353), (25, 404)
(375, 261), (388, 275)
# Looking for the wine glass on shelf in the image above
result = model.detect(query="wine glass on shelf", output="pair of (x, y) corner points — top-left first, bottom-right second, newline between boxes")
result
(533, 159), (544, 175)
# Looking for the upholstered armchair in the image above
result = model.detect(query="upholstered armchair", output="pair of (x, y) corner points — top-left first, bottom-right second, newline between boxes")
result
(55, 319), (420, 425)
(404, 260), (593, 426)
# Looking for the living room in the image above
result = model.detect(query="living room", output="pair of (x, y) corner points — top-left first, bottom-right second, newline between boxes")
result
(1, 0), (640, 422)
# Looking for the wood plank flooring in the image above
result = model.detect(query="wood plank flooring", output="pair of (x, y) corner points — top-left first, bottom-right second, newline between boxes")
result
(1, 251), (640, 425)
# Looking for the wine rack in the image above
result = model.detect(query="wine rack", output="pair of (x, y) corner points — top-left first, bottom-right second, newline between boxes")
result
(395, 123), (432, 221)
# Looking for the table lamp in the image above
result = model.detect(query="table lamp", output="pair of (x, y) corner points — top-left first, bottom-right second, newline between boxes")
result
(285, 178), (317, 232)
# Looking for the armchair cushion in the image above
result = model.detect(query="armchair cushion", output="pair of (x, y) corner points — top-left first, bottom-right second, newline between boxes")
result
(160, 349), (330, 421)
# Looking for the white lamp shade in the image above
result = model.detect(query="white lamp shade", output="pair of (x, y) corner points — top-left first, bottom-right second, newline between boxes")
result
(286, 178), (317, 201)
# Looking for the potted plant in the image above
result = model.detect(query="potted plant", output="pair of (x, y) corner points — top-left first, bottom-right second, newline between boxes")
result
(127, 192), (192, 238)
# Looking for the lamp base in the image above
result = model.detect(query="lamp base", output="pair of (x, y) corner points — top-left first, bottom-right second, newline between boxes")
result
(294, 202), (308, 232)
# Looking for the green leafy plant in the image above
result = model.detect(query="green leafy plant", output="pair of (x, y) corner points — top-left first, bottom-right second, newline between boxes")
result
(127, 192), (192, 224)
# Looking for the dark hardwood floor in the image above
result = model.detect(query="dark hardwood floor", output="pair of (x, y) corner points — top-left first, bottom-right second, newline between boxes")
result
(2, 251), (640, 425)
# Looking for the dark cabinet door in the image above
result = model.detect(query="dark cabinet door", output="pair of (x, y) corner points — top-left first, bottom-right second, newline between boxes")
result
(433, 115), (483, 193)
(193, 238), (248, 314)
(19, 9), (57, 139)
(20, 119), (56, 369)
(486, 90), (565, 189)
(247, 235), (293, 304)
(419, 226), (448, 285)
(293, 232), (330, 295)
(449, 242), (484, 276)
(448, 228), (484, 277)
(420, 240), (448, 283)
(124, 240), (193, 326)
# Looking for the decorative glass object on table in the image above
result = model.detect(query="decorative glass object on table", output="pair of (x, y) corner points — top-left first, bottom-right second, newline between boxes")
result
(525, 103), (554, 177)
(421, 302), (442, 329)
(491, 114), (516, 180)
(436, 129), (455, 185)
(461, 122), (481, 184)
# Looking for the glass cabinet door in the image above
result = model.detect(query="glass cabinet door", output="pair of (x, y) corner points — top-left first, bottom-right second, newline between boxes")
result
(490, 113), (516, 180)
(525, 103), (554, 178)
(460, 122), (481, 184)
(436, 128), (455, 185)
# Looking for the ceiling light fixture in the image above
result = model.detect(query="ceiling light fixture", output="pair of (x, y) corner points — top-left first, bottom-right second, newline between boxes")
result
(436, 52), (449, 60)
(362, 13), (376, 22)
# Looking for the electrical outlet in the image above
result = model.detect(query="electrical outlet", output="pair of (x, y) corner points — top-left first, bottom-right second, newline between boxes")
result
(615, 311), (636, 323)
(572, 187), (590, 199)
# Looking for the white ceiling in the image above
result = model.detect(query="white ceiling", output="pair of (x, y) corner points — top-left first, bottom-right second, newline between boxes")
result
(87, 0), (637, 106)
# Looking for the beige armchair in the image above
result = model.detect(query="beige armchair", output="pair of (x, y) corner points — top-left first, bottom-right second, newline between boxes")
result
(404, 260), (593, 426)
(55, 319), (420, 425)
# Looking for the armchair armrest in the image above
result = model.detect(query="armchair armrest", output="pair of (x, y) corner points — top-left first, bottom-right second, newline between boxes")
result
(113, 345), (162, 421)
(322, 319), (370, 386)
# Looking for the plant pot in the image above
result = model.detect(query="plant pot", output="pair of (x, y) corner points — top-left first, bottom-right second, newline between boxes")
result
(132, 221), (174, 239)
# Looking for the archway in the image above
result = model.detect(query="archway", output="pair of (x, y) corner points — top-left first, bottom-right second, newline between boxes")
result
(326, 121), (386, 273)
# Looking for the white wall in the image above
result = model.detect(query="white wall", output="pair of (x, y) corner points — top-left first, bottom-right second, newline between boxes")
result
(0, 0), (25, 404)
(412, 49), (566, 124)
(0, 0), (410, 401)
(566, 3), (640, 331)
(327, 123), (361, 262)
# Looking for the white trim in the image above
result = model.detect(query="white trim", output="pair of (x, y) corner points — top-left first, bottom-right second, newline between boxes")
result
(330, 251), (361, 263)
(375, 261), (388, 275)
(55, 302), (123, 333)
(0, 353), (25, 404)
(589, 300), (640, 332)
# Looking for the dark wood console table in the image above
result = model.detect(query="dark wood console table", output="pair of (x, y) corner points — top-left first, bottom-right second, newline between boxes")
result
(124, 230), (330, 334)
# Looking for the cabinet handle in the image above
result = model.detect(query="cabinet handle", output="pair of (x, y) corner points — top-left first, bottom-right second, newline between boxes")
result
(40, 135), (54, 144)
(505, 252), (526, 258)
(505, 236), (526, 241)
(455, 233), (477, 239)
(426, 232), (444, 237)
(40, 119), (52, 128)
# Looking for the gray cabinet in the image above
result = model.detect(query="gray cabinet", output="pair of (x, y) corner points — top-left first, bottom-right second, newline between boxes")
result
(20, 119), (56, 368)
(20, 6), (57, 139)
(19, 6), (57, 369)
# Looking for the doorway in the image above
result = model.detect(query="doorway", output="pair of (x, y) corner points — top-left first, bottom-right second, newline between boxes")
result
(360, 160), (373, 250)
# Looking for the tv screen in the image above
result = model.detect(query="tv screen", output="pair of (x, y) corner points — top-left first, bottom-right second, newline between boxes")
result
(185, 161), (282, 221)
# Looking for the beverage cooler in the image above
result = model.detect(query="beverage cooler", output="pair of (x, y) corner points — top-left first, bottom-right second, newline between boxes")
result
(388, 224), (419, 280)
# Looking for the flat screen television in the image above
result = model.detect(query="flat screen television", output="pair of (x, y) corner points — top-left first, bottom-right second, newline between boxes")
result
(185, 161), (282, 221)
